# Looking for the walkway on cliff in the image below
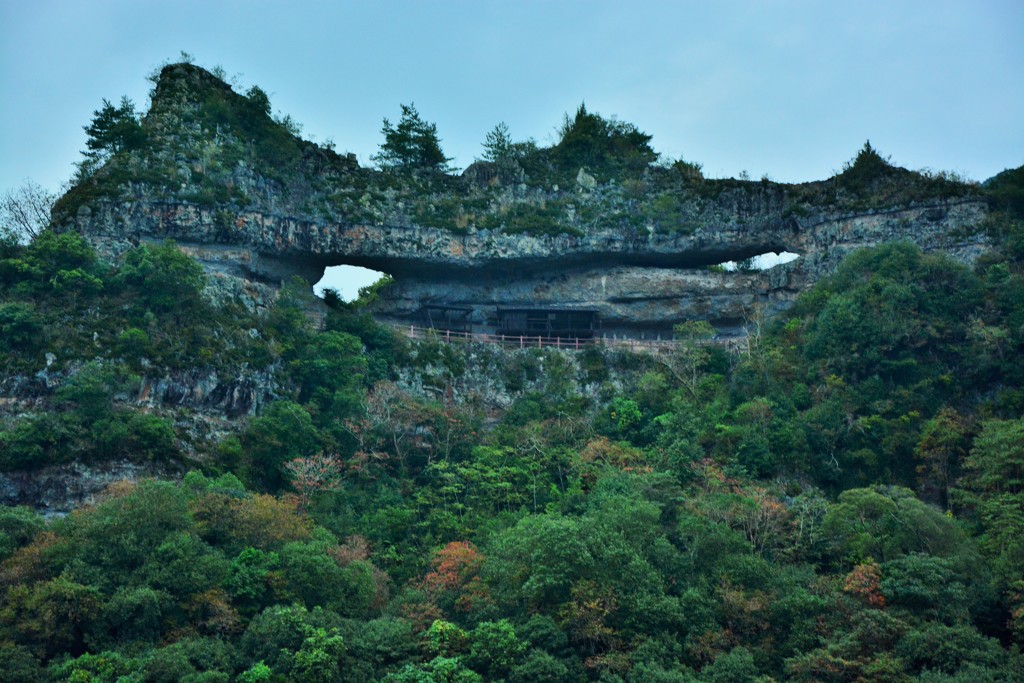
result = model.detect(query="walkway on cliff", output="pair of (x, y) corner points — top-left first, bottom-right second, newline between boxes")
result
(388, 324), (747, 355)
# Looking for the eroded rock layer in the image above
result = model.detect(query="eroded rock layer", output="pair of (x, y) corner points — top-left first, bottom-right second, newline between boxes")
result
(66, 197), (988, 335)
(56, 63), (992, 335)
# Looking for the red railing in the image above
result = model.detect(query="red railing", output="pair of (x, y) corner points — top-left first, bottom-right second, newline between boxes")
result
(391, 324), (684, 354)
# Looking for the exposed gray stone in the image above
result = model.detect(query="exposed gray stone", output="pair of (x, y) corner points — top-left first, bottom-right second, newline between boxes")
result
(53, 62), (992, 334)
(64, 196), (988, 334)
(577, 167), (598, 190)
(0, 460), (178, 516)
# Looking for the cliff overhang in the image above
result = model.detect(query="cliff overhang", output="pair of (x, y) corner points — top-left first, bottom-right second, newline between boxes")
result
(56, 63), (992, 336)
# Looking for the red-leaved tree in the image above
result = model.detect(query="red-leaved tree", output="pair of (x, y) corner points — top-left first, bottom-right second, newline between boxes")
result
(284, 452), (344, 510)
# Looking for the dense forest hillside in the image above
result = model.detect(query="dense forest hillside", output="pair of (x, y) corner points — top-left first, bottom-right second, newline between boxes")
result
(2, 62), (1024, 682)
(2, 221), (1024, 680)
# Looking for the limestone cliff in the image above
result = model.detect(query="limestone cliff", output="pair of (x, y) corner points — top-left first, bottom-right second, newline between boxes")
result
(56, 63), (991, 335)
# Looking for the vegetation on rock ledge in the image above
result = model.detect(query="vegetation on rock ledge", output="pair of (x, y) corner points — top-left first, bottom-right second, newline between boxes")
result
(50, 63), (989, 240)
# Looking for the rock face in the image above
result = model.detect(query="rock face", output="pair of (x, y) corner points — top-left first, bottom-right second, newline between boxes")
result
(66, 196), (989, 335)
(57, 63), (992, 334)
(0, 362), (280, 513)
(0, 460), (176, 515)
(368, 200), (987, 335)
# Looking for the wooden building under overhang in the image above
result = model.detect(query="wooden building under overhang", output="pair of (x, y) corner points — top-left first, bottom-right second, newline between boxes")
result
(422, 305), (474, 333)
(496, 307), (599, 339)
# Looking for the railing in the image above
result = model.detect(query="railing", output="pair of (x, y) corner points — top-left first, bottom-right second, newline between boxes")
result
(391, 324), (686, 354)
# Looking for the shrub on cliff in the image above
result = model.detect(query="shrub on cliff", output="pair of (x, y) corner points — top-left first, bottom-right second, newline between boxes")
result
(115, 240), (206, 315)
(0, 302), (42, 352)
(985, 165), (1024, 219)
(550, 103), (657, 178)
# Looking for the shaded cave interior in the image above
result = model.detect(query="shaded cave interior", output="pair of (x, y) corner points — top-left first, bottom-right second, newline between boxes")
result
(307, 248), (801, 341)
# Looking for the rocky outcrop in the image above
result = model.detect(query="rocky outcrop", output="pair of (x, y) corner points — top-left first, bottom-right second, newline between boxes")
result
(65, 195), (988, 333)
(134, 366), (279, 417)
(56, 63), (992, 333)
(368, 199), (988, 334)
(0, 460), (177, 515)
(0, 362), (278, 513)
(1, 362), (278, 421)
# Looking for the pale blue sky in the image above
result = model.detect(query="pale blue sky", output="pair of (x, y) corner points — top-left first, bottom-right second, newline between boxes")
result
(2, 1), (1022, 296)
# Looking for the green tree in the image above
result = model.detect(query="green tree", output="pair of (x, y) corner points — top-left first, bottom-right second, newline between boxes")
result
(798, 243), (981, 384)
(896, 622), (1006, 676)
(47, 650), (139, 683)
(54, 361), (123, 423)
(84, 96), (145, 156)
(484, 479), (689, 656)
(0, 302), (43, 352)
(337, 618), (420, 682)
(6, 230), (101, 292)
(384, 656), (483, 683)
(0, 412), (74, 470)
(291, 330), (367, 410)
(0, 506), (44, 562)
(292, 626), (346, 683)
(240, 604), (345, 680)
(915, 408), (971, 511)
(705, 647), (758, 683)
(238, 661), (273, 683)
(822, 486), (971, 565)
(1, 576), (102, 660)
(78, 96), (146, 177)
(959, 418), (1024, 640)
(481, 122), (512, 162)
(116, 240), (206, 314)
(552, 103), (657, 175)
(224, 547), (280, 613)
(140, 636), (234, 683)
(93, 411), (177, 462)
(246, 85), (272, 117)
(241, 401), (321, 490)
(90, 586), (173, 649)
(137, 531), (228, 601)
(879, 554), (969, 623)
(425, 619), (469, 657)
(837, 140), (894, 193)
(45, 480), (194, 592)
(374, 103), (452, 171)
(508, 649), (573, 683)
(467, 620), (527, 679)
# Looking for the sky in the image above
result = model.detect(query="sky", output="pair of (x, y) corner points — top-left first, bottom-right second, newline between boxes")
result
(2, 0), (1023, 297)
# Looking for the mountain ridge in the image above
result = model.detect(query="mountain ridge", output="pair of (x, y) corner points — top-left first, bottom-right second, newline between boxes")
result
(57, 63), (993, 334)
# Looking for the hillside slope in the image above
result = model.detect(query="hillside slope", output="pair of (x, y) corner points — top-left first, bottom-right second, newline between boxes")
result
(1, 61), (1023, 681)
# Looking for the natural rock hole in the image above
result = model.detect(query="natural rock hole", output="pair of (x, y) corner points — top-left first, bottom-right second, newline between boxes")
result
(314, 265), (389, 302)
(719, 251), (800, 271)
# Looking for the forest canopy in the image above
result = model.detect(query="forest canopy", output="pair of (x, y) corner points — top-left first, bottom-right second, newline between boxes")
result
(2, 226), (1024, 680)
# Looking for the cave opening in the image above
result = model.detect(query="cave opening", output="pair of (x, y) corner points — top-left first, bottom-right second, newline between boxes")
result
(314, 264), (390, 302)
